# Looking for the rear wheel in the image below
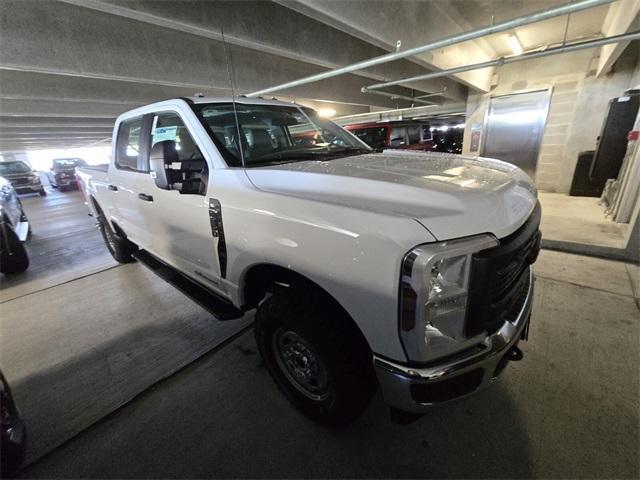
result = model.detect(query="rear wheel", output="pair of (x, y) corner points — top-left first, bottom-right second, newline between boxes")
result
(0, 222), (29, 274)
(96, 210), (137, 263)
(255, 285), (376, 427)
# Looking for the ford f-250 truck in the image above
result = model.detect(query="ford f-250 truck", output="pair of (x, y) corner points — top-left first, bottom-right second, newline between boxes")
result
(78, 96), (541, 426)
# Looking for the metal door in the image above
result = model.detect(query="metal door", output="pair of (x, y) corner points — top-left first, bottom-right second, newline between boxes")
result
(481, 90), (550, 179)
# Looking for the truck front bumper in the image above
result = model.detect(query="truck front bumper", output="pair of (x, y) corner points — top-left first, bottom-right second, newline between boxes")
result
(374, 268), (534, 413)
(14, 185), (42, 194)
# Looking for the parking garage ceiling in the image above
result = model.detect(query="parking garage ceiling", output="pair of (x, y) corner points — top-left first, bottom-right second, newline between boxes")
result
(0, 0), (619, 152)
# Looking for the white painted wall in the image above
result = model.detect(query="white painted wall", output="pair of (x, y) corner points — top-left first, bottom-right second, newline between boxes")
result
(463, 44), (639, 192)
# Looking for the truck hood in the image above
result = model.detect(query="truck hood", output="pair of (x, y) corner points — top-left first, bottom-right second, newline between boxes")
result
(245, 151), (537, 240)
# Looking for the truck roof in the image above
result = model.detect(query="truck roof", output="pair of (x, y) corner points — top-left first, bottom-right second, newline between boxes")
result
(186, 96), (300, 107)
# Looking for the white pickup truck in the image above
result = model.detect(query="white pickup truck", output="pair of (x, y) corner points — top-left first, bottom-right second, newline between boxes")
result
(78, 96), (541, 426)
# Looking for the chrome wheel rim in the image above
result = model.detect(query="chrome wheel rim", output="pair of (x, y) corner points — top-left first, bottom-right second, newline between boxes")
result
(273, 329), (329, 401)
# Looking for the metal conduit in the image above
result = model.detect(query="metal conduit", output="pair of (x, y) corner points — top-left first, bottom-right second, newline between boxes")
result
(363, 31), (640, 91)
(363, 88), (449, 105)
(247, 0), (613, 97)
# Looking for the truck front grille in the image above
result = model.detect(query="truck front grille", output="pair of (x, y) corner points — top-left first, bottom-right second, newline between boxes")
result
(465, 202), (541, 337)
(10, 177), (30, 185)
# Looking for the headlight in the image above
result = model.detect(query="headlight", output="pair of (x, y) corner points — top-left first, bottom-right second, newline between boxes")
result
(399, 234), (498, 363)
(30, 176), (41, 184)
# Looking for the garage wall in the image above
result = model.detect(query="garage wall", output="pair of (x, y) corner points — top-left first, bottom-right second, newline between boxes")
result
(463, 44), (639, 192)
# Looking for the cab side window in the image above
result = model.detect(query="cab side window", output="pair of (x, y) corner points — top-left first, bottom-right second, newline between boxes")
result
(152, 113), (204, 162)
(116, 117), (145, 171)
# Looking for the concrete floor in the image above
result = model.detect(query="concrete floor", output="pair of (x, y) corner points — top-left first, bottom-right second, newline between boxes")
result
(0, 189), (116, 302)
(2, 188), (639, 478)
(538, 192), (627, 249)
(0, 188), (252, 464)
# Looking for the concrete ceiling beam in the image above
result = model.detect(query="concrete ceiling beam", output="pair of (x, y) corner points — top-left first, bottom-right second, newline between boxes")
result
(0, 99), (132, 118)
(0, 0), (430, 109)
(59, 0), (467, 101)
(0, 117), (116, 128)
(277, 0), (498, 92)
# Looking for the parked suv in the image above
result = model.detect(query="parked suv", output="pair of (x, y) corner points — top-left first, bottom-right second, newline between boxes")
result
(344, 121), (433, 152)
(78, 97), (540, 426)
(0, 161), (45, 196)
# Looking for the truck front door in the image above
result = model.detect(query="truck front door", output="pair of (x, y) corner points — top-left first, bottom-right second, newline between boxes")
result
(137, 111), (224, 292)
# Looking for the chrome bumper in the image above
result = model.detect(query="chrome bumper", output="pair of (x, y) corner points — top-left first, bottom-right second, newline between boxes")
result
(375, 267), (534, 413)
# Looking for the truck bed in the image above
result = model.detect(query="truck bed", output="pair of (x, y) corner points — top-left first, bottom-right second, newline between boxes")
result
(79, 164), (109, 173)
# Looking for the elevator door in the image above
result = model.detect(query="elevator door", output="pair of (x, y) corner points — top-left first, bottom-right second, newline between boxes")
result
(481, 90), (550, 179)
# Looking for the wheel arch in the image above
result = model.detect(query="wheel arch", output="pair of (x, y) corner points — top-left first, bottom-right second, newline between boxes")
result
(89, 195), (127, 239)
(241, 262), (372, 353)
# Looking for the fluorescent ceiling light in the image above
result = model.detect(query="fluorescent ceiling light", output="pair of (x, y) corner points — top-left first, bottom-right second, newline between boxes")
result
(318, 108), (337, 117)
(508, 34), (524, 55)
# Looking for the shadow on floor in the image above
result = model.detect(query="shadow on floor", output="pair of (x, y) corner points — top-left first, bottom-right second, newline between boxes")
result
(20, 330), (534, 479)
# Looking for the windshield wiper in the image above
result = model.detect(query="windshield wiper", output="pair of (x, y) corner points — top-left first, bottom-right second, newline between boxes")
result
(246, 150), (326, 166)
(247, 146), (371, 167)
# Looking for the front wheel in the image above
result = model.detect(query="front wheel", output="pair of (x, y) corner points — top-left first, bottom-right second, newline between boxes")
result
(255, 287), (376, 427)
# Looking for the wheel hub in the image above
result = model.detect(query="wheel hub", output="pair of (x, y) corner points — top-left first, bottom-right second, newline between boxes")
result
(273, 329), (329, 400)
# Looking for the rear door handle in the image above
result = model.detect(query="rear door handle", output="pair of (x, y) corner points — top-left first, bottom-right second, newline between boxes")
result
(138, 193), (154, 202)
(107, 184), (118, 191)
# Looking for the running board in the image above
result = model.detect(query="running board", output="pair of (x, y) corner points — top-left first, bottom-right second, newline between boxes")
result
(132, 250), (245, 321)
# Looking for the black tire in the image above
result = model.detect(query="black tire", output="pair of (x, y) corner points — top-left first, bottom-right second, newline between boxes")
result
(39, 187), (47, 196)
(0, 223), (29, 275)
(96, 210), (137, 263)
(255, 285), (377, 427)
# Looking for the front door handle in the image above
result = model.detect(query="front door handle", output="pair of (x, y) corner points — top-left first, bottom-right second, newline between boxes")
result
(138, 193), (154, 202)
(107, 184), (118, 191)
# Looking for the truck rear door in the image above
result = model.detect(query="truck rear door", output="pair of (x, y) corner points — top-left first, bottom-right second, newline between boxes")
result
(107, 114), (154, 248)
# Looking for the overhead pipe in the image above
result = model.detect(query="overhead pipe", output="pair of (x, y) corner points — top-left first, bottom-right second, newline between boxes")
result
(333, 102), (466, 125)
(361, 87), (449, 105)
(364, 31), (640, 91)
(359, 89), (439, 105)
(415, 87), (447, 100)
(247, 0), (613, 97)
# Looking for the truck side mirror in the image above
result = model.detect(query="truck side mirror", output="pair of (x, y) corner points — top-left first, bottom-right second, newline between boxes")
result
(149, 140), (178, 190)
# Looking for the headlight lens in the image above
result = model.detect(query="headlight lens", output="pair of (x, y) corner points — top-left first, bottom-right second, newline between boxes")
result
(30, 176), (41, 184)
(399, 235), (498, 363)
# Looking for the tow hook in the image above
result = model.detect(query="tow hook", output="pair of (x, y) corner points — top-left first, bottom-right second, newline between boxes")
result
(507, 345), (524, 362)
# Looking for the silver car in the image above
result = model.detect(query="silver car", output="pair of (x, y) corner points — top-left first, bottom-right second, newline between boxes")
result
(0, 176), (30, 274)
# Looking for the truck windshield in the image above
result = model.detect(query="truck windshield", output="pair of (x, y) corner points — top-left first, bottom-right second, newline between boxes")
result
(53, 158), (86, 168)
(0, 161), (31, 174)
(192, 103), (371, 167)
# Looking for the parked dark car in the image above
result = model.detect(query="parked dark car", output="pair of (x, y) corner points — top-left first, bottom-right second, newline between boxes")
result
(1, 372), (26, 478)
(47, 157), (87, 191)
(344, 121), (433, 152)
(0, 176), (30, 274)
(0, 161), (46, 196)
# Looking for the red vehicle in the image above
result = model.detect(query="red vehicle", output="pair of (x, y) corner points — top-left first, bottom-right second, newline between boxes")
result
(344, 122), (433, 152)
